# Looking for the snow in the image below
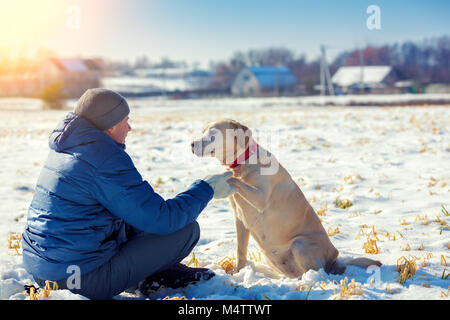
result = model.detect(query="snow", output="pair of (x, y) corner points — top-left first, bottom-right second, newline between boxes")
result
(101, 74), (213, 93)
(0, 95), (449, 300)
(290, 93), (450, 106)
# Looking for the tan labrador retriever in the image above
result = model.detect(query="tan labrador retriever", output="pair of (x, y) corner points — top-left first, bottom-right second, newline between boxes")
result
(192, 119), (381, 278)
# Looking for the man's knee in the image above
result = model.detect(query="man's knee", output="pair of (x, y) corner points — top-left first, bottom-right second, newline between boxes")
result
(185, 221), (200, 251)
(191, 221), (200, 241)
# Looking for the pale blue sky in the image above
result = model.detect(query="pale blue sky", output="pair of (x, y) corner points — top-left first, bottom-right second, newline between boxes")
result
(3, 0), (449, 67)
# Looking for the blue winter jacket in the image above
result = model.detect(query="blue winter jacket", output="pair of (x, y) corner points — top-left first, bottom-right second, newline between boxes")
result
(22, 112), (213, 281)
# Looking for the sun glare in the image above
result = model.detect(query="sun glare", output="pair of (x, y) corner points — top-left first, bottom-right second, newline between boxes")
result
(0, 1), (66, 55)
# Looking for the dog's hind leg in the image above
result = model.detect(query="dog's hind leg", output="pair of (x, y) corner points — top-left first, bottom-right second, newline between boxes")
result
(287, 239), (326, 278)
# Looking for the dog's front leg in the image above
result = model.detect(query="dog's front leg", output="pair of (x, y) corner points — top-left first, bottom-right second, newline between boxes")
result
(227, 178), (270, 212)
(235, 217), (250, 272)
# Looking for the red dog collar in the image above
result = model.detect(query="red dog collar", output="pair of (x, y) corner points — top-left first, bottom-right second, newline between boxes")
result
(229, 140), (258, 169)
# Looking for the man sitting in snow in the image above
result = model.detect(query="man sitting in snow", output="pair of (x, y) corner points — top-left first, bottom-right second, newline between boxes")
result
(21, 88), (235, 299)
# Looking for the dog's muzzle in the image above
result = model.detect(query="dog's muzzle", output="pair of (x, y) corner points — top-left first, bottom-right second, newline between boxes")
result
(191, 139), (215, 157)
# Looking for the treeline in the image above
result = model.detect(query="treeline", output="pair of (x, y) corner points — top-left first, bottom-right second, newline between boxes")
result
(211, 35), (450, 93)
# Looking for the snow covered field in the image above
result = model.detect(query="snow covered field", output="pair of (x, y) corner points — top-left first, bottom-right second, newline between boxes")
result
(0, 96), (449, 300)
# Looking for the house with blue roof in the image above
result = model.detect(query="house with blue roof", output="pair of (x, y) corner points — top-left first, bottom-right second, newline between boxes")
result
(231, 66), (298, 96)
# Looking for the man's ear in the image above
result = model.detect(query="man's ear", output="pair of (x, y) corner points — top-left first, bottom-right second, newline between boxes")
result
(104, 124), (117, 136)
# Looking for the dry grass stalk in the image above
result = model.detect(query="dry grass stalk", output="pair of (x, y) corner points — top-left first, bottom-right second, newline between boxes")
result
(29, 280), (58, 300)
(8, 233), (22, 256)
(382, 230), (405, 241)
(441, 255), (448, 266)
(331, 185), (344, 193)
(218, 255), (235, 274)
(348, 211), (362, 218)
(355, 226), (368, 240)
(163, 296), (195, 300)
(153, 177), (163, 189)
(316, 202), (328, 216)
(357, 225), (380, 241)
(186, 252), (199, 268)
(427, 176), (438, 187)
(385, 284), (399, 295)
(356, 139), (370, 145)
(396, 256), (417, 285)
(382, 231), (395, 241)
(344, 176), (354, 184)
(435, 216), (447, 226)
(362, 237), (379, 254)
(401, 244), (411, 251)
(415, 214), (429, 225)
(248, 246), (262, 262)
(421, 253), (433, 267)
(399, 219), (409, 226)
(442, 205), (449, 217)
(441, 225), (450, 234)
(318, 281), (327, 291)
(296, 284), (309, 292)
(441, 286), (450, 298)
(334, 197), (352, 209)
(327, 227), (341, 237)
(332, 278), (363, 299)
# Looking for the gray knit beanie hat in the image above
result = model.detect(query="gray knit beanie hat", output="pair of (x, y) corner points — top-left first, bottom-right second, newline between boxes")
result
(74, 88), (130, 130)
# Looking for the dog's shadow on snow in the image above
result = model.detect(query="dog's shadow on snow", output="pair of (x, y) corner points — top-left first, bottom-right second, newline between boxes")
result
(126, 262), (449, 300)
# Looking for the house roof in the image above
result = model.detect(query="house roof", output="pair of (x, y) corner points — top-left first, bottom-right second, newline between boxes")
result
(247, 66), (298, 88)
(49, 58), (101, 72)
(332, 66), (392, 87)
(82, 59), (102, 71)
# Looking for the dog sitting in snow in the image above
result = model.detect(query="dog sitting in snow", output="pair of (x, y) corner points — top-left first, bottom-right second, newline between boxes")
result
(192, 119), (381, 278)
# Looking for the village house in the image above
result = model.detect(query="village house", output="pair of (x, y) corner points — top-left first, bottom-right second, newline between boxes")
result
(331, 65), (396, 94)
(38, 58), (102, 98)
(231, 66), (298, 97)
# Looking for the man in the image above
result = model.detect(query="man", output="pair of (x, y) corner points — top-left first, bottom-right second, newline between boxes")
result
(22, 88), (235, 299)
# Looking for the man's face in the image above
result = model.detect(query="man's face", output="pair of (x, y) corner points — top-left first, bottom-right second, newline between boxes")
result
(105, 116), (132, 144)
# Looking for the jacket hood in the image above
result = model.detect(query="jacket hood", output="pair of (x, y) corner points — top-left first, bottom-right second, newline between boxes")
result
(49, 112), (125, 152)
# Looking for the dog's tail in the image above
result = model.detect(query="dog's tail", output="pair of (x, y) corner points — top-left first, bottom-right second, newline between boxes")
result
(346, 257), (382, 268)
(328, 257), (382, 275)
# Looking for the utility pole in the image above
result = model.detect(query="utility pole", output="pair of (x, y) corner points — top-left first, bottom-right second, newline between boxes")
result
(359, 47), (364, 94)
(320, 45), (334, 96)
(320, 48), (325, 96)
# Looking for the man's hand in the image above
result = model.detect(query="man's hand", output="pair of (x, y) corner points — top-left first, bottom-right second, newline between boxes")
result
(203, 171), (236, 199)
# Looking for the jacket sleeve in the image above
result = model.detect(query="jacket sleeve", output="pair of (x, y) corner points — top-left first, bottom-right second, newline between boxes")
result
(92, 151), (214, 235)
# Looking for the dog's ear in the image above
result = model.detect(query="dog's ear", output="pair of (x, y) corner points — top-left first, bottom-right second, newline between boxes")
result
(230, 120), (251, 149)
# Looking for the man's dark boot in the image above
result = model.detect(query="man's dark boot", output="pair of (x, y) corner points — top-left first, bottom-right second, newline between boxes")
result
(138, 263), (215, 295)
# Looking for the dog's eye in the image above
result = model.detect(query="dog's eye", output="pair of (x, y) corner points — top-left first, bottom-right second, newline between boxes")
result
(210, 135), (215, 142)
